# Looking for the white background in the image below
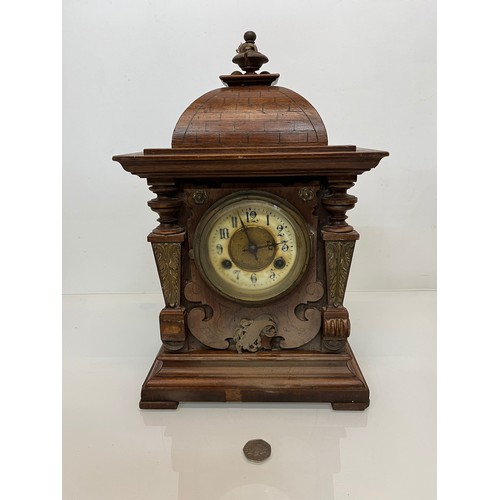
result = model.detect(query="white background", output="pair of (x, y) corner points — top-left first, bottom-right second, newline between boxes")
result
(63, 0), (436, 294)
(4, 0), (499, 498)
(60, 4), (438, 497)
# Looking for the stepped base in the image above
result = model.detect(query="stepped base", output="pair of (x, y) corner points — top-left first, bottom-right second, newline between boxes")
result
(139, 342), (369, 410)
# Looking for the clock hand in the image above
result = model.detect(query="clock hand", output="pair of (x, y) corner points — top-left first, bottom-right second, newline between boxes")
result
(238, 214), (251, 237)
(238, 214), (259, 260)
(243, 240), (288, 252)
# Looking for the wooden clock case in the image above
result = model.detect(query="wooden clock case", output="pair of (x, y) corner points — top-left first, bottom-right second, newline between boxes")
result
(113, 33), (388, 410)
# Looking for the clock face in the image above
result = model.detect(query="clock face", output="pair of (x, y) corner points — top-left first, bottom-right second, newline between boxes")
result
(193, 191), (311, 303)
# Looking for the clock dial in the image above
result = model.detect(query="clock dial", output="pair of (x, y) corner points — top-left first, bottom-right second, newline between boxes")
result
(193, 191), (311, 302)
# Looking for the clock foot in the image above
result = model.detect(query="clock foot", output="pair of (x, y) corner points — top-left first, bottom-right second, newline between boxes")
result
(139, 400), (179, 410)
(331, 401), (369, 411)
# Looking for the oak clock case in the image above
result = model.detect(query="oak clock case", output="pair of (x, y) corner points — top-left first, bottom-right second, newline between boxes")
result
(112, 31), (389, 410)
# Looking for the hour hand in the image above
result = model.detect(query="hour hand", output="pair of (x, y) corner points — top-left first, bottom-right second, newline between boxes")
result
(243, 240), (288, 252)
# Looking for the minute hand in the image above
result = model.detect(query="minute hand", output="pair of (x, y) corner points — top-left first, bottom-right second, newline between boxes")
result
(238, 215), (259, 260)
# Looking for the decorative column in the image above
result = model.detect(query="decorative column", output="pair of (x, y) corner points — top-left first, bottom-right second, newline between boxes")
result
(147, 179), (186, 351)
(321, 176), (359, 353)
(147, 180), (183, 235)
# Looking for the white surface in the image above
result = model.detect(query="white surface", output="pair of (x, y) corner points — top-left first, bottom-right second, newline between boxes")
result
(62, 0), (436, 294)
(63, 291), (436, 499)
(62, 2), (437, 497)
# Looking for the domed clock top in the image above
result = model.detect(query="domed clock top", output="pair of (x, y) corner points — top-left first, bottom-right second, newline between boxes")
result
(172, 32), (327, 149)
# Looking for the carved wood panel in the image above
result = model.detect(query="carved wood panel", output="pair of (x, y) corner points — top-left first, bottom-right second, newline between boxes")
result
(182, 184), (324, 352)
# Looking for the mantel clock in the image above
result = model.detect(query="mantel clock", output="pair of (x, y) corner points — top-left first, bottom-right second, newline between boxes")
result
(113, 32), (389, 410)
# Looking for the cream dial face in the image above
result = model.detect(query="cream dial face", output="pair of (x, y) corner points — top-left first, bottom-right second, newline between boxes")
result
(194, 192), (311, 303)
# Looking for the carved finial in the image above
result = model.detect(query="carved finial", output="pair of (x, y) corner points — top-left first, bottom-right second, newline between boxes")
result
(242, 30), (256, 45)
(232, 31), (269, 74)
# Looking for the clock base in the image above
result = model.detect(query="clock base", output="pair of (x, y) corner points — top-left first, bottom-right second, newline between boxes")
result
(139, 342), (369, 410)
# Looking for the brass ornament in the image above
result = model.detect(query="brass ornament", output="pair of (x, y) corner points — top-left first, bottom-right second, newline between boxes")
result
(325, 240), (355, 307)
(192, 190), (207, 205)
(233, 314), (278, 353)
(152, 242), (181, 308)
(298, 186), (314, 202)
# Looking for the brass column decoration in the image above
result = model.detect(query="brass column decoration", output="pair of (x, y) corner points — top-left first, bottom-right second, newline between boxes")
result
(325, 240), (356, 308)
(152, 242), (182, 308)
(321, 176), (359, 353)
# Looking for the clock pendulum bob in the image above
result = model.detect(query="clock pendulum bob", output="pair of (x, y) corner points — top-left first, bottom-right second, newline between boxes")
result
(113, 32), (388, 410)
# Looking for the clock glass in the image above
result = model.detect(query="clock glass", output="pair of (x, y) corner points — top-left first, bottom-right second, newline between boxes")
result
(193, 191), (312, 302)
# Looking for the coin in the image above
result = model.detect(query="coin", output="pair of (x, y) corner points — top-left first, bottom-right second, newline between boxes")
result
(243, 439), (271, 462)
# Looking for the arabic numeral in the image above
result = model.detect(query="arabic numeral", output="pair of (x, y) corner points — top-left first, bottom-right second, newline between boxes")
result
(282, 243), (289, 252)
(269, 270), (277, 281)
(233, 270), (240, 281)
(219, 228), (229, 239)
(216, 244), (223, 255)
(250, 273), (257, 283)
(231, 216), (238, 228)
(246, 210), (257, 222)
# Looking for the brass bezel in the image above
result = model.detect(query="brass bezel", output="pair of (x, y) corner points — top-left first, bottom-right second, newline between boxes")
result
(193, 191), (312, 303)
